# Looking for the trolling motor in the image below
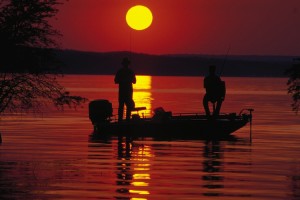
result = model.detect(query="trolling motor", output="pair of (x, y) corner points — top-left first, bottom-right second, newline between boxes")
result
(239, 108), (254, 143)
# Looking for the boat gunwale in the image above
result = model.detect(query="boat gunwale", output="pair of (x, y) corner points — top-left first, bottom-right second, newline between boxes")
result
(108, 112), (248, 124)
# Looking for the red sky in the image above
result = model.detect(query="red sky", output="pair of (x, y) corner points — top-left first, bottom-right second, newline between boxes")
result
(52, 0), (300, 56)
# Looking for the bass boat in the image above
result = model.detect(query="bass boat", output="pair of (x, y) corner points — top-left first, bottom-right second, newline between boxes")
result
(89, 99), (253, 139)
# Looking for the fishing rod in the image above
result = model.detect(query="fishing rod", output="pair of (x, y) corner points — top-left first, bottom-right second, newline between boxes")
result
(219, 45), (231, 76)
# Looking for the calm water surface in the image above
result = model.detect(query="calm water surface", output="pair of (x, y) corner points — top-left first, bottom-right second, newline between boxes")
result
(0, 75), (299, 200)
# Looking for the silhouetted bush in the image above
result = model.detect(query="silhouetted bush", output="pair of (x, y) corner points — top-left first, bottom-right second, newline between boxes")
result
(0, 0), (86, 114)
(286, 58), (300, 114)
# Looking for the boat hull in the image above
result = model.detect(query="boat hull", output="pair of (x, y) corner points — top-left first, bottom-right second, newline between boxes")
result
(93, 114), (250, 139)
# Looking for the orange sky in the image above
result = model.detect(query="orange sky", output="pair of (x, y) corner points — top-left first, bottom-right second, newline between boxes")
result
(52, 0), (300, 56)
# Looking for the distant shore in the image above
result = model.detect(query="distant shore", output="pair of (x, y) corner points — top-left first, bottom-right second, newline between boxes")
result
(57, 50), (296, 77)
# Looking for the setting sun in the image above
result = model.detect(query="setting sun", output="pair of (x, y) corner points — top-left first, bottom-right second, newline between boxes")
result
(126, 5), (153, 31)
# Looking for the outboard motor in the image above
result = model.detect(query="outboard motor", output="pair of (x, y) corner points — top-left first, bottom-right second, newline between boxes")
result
(89, 99), (113, 126)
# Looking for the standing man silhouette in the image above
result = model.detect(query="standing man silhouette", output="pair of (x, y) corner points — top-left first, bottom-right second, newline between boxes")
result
(115, 57), (136, 122)
(203, 65), (225, 117)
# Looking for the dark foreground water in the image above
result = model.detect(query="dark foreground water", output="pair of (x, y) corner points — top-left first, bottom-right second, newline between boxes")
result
(0, 75), (299, 200)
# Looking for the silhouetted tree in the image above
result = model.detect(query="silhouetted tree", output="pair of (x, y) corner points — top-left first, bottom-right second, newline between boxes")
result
(0, 0), (86, 114)
(286, 58), (300, 114)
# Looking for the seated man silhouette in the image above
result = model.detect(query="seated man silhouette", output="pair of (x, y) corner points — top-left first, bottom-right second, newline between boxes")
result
(203, 65), (225, 117)
(114, 57), (136, 122)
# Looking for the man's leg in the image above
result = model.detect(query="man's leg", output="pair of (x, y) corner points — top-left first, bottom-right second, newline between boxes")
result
(125, 99), (134, 121)
(203, 95), (210, 116)
(214, 100), (223, 116)
(118, 100), (124, 122)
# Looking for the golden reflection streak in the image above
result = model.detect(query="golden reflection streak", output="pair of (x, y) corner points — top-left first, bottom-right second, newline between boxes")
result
(129, 190), (150, 195)
(131, 182), (149, 186)
(133, 75), (152, 117)
(130, 144), (153, 197)
(133, 173), (151, 180)
(134, 163), (150, 171)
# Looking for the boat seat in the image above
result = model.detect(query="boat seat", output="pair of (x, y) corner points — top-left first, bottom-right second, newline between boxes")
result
(132, 107), (147, 118)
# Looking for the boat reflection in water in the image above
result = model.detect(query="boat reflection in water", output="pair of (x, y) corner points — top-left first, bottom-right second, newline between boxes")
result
(88, 136), (240, 199)
(115, 137), (152, 199)
(202, 140), (224, 196)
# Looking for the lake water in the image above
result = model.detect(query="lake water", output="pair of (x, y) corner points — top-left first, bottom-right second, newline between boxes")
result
(0, 75), (299, 200)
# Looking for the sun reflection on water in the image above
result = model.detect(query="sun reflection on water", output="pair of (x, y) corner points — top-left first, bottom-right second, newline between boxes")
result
(133, 75), (152, 117)
(115, 138), (153, 199)
(130, 143), (153, 198)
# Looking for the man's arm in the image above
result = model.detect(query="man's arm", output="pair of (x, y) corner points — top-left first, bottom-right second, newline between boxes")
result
(114, 72), (119, 84)
(132, 72), (136, 84)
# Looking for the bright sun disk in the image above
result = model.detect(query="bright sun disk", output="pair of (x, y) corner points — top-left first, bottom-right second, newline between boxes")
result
(126, 5), (153, 31)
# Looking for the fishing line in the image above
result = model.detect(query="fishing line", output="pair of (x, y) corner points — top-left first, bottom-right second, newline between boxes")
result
(129, 29), (133, 59)
(219, 45), (231, 76)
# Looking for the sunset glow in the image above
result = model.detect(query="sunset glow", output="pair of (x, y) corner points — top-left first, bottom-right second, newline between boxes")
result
(126, 5), (153, 31)
(52, 0), (300, 55)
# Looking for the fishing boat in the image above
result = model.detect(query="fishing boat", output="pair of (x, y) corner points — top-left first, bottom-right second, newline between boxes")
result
(89, 99), (253, 139)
